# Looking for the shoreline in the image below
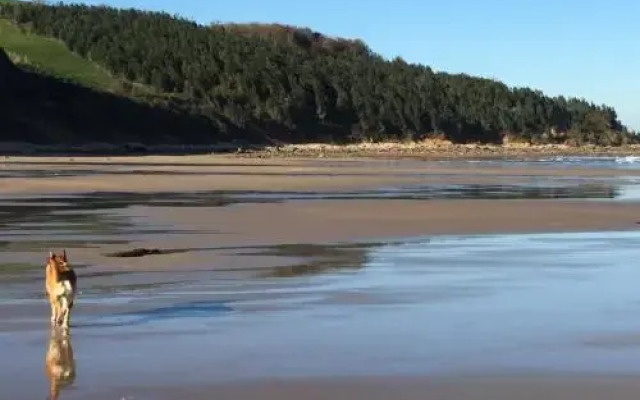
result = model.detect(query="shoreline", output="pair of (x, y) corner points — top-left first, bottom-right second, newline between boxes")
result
(243, 141), (640, 160)
(3, 141), (640, 160)
(3, 153), (640, 196)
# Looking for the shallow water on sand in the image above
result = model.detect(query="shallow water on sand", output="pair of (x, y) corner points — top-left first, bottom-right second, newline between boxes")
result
(438, 155), (640, 170)
(3, 230), (640, 399)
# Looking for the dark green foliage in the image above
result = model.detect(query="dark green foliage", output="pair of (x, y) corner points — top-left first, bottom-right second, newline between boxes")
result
(0, 1), (634, 146)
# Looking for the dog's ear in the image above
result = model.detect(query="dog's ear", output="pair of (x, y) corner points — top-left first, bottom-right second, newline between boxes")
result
(62, 249), (67, 262)
(49, 251), (54, 260)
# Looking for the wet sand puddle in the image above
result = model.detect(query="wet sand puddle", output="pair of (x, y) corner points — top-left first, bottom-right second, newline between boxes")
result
(3, 230), (640, 399)
(0, 180), (634, 270)
(0, 180), (636, 286)
(5, 157), (640, 181)
(437, 155), (640, 170)
(0, 179), (639, 211)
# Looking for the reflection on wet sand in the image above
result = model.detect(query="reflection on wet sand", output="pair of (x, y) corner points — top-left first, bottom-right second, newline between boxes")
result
(45, 329), (76, 400)
(252, 243), (372, 278)
(0, 181), (629, 234)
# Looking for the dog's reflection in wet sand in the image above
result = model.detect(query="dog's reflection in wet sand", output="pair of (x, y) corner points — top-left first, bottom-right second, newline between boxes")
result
(45, 329), (76, 400)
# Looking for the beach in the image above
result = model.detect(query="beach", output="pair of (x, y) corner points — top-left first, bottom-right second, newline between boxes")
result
(3, 154), (640, 399)
(110, 377), (640, 400)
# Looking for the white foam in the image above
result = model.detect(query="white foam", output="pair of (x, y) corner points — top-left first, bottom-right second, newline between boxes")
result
(615, 156), (640, 164)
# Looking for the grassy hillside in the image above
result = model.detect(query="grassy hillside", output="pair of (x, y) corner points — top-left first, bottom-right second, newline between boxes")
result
(0, 18), (119, 91)
(0, 47), (229, 149)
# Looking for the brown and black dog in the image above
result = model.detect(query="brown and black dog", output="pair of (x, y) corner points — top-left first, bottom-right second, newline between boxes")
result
(45, 250), (77, 329)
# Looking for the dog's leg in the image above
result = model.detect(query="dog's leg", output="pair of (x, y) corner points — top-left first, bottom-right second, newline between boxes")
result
(61, 297), (71, 329)
(58, 297), (68, 327)
(49, 300), (57, 326)
(52, 300), (61, 327)
(62, 309), (69, 329)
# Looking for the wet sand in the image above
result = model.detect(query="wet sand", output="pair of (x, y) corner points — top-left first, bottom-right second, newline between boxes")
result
(6, 230), (640, 399)
(3, 155), (640, 273)
(3, 155), (640, 399)
(4, 154), (640, 196)
(117, 377), (640, 400)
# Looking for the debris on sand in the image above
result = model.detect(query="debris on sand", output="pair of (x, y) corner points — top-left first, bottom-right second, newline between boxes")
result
(106, 248), (168, 258)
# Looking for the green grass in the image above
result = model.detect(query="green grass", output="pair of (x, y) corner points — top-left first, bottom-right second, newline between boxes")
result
(0, 18), (120, 91)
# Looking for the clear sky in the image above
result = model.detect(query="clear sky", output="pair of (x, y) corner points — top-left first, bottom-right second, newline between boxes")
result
(67, 0), (638, 130)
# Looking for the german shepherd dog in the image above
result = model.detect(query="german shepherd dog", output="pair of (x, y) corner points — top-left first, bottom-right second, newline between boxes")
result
(45, 250), (77, 329)
(45, 329), (76, 400)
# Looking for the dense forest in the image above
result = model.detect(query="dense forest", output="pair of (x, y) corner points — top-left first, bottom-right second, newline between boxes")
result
(0, 1), (635, 147)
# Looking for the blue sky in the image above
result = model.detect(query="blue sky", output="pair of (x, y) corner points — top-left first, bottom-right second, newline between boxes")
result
(67, 0), (638, 130)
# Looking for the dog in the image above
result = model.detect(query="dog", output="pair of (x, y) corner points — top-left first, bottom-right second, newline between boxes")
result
(45, 329), (76, 400)
(45, 250), (77, 329)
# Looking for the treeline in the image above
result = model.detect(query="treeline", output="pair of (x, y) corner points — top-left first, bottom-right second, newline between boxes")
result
(0, 1), (634, 146)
